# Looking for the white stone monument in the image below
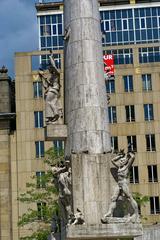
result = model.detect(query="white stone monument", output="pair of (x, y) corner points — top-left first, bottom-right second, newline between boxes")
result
(52, 0), (143, 239)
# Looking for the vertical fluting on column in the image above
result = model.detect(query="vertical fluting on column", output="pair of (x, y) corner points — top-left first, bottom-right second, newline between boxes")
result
(64, 0), (111, 155)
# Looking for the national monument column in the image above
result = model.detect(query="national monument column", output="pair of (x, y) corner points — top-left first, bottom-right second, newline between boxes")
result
(64, 0), (110, 155)
(63, 0), (142, 239)
(64, 0), (111, 226)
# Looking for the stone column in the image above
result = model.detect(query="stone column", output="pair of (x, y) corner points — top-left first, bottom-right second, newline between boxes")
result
(64, 0), (110, 155)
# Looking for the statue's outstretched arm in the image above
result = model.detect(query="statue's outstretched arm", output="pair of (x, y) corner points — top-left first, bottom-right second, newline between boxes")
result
(127, 152), (135, 168)
(49, 52), (60, 77)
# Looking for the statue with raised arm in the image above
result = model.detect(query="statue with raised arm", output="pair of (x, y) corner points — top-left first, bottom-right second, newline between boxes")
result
(39, 51), (63, 124)
(101, 149), (139, 224)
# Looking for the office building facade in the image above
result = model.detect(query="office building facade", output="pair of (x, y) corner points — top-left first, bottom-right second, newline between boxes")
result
(35, 0), (160, 224)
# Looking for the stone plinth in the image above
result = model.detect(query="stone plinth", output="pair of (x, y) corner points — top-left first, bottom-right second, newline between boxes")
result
(71, 153), (111, 225)
(45, 124), (67, 140)
(66, 224), (143, 240)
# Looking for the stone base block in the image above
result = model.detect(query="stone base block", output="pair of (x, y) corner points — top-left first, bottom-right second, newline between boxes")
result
(66, 224), (143, 240)
(45, 124), (67, 140)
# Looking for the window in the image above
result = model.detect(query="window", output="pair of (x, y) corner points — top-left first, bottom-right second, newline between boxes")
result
(144, 104), (154, 121)
(125, 105), (135, 122)
(106, 79), (115, 93)
(146, 134), (156, 151)
(33, 82), (42, 98)
(130, 166), (139, 184)
(111, 136), (118, 151)
(150, 197), (160, 214)
(142, 74), (152, 91)
(122, 19), (128, 30)
(36, 172), (45, 188)
(127, 136), (137, 152)
(53, 140), (64, 154)
(140, 18), (146, 29)
(108, 106), (117, 123)
(34, 111), (44, 128)
(35, 141), (44, 158)
(123, 75), (133, 92)
(139, 47), (160, 63)
(148, 165), (158, 183)
(37, 202), (47, 220)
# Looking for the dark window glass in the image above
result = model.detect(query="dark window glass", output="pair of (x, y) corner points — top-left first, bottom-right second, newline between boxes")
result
(148, 165), (158, 183)
(125, 105), (135, 122)
(140, 18), (145, 28)
(144, 104), (154, 121)
(150, 197), (160, 214)
(111, 136), (118, 151)
(146, 18), (152, 28)
(35, 141), (44, 158)
(106, 80), (115, 93)
(140, 8), (145, 17)
(117, 20), (122, 30)
(47, 37), (52, 47)
(33, 82), (42, 98)
(123, 75), (133, 92)
(146, 134), (156, 152)
(58, 24), (62, 35)
(142, 74), (152, 91)
(122, 10), (127, 18)
(108, 106), (117, 123)
(127, 136), (137, 152)
(40, 16), (45, 24)
(52, 15), (56, 24)
(130, 166), (139, 184)
(41, 37), (46, 48)
(34, 111), (44, 128)
(46, 15), (51, 24)
(58, 14), (62, 23)
(53, 25), (57, 35)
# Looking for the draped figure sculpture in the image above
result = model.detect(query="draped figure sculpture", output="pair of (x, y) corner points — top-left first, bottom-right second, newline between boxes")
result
(39, 51), (63, 124)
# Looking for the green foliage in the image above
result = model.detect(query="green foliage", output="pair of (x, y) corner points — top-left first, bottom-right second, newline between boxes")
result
(18, 147), (63, 240)
(133, 192), (149, 207)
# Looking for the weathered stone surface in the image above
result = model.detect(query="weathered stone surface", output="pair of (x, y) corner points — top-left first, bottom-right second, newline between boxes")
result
(45, 124), (67, 140)
(64, 0), (110, 155)
(71, 153), (111, 225)
(66, 224), (143, 239)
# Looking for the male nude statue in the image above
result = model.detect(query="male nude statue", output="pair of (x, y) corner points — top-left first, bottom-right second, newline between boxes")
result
(101, 149), (139, 223)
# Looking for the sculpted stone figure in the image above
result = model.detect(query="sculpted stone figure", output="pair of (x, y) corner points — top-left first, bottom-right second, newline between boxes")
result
(52, 159), (85, 226)
(39, 51), (63, 124)
(52, 160), (73, 224)
(101, 149), (139, 223)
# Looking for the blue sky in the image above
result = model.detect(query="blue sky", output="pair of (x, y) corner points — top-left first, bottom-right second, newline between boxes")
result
(0, 0), (38, 78)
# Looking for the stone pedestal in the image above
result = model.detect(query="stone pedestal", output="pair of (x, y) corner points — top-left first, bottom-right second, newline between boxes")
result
(45, 124), (67, 140)
(66, 224), (143, 240)
(71, 153), (111, 224)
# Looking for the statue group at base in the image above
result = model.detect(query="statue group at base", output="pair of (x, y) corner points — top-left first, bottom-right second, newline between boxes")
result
(101, 149), (140, 224)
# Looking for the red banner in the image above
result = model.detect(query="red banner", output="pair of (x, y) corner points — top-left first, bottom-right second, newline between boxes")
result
(103, 54), (114, 79)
